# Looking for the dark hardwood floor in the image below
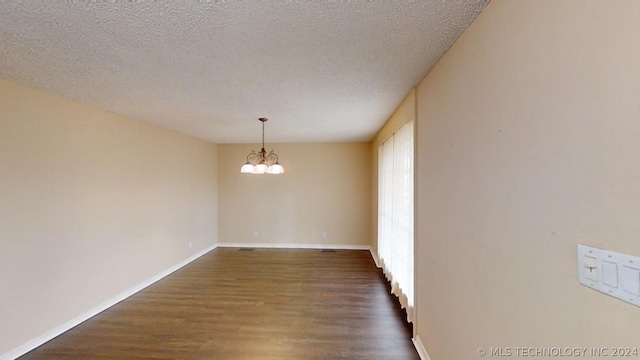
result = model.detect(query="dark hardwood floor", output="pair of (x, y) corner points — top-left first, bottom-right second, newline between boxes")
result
(19, 248), (419, 360)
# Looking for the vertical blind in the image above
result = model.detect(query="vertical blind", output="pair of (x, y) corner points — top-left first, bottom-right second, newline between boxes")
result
(378, 120), (414, 322)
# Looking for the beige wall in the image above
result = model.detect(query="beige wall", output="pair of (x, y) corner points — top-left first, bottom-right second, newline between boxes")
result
(0, 79), (218, 355)
(415, 1), (640, 359)
(218, 143), (371, 246)
(370, 89), (416, 254)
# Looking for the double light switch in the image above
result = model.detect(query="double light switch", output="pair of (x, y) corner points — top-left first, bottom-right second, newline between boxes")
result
(577, 244), (640, 307)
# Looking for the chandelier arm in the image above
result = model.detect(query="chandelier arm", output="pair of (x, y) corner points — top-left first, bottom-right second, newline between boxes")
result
(266, 151), (279, 165)
(246, 151), (259, 165)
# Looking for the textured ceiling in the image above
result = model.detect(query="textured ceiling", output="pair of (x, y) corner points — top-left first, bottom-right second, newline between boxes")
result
(0, 0), (487, 144)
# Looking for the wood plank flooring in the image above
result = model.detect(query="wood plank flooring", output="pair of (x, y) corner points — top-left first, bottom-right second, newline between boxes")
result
(19, 248), (419, 360)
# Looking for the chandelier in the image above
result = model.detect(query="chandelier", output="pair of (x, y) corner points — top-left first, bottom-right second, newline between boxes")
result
(240, 118), (284, 175)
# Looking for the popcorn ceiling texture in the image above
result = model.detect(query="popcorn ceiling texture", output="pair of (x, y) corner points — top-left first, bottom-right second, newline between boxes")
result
(0, 0), (487, 143)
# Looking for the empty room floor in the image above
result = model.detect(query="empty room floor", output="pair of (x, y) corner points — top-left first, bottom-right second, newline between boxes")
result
(19, 248), (419, 360)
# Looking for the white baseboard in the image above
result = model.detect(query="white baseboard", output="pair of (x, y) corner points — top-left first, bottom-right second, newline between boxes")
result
(217, 242), (372, 251)
(1, 244), (218, 360)
(412, 335), (431, 360)
(368, 247), (381, 268)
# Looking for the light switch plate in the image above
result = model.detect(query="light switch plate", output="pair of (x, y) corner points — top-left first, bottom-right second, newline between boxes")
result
(577, 244), (640, 308)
